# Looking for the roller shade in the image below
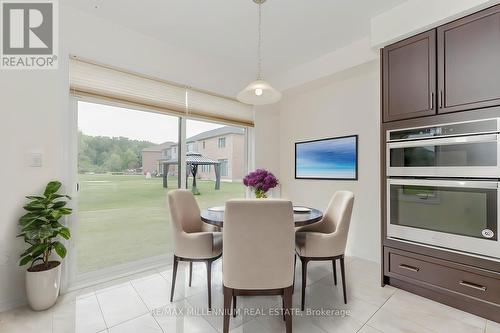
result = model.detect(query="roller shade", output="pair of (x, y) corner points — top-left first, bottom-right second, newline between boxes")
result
(69, 57), (254, 127)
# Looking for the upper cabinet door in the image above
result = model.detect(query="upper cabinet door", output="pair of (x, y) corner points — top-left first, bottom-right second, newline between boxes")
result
(437, 5), (500, 114)
(383, 30), (437, 122)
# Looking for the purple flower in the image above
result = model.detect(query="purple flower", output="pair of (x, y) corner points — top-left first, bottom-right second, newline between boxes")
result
(243, 169), (278, 194)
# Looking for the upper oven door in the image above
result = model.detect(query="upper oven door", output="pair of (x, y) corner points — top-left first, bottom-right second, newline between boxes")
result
(387, 133), (500, 177)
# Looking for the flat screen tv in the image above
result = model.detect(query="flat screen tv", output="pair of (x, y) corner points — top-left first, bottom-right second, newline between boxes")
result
(295, 135), (358, 180)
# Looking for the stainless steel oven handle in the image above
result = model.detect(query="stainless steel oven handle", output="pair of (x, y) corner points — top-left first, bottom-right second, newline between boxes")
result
(387, 178), (499, 189)
(387, 133), (498, 149)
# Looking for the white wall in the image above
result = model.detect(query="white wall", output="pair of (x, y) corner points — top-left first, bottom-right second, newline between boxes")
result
(254, 105), (281, 174)
(275, 60), (381, 262)
(271, 37), (378, 92)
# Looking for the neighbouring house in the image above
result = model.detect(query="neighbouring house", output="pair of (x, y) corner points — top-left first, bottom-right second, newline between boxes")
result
(141, 126), (245, 182)
(141, 141), (175, 175)
(187, 126), (245, 182)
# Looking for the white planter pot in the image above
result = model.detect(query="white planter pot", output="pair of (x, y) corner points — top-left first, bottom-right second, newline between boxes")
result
(26, 261), (61, 311)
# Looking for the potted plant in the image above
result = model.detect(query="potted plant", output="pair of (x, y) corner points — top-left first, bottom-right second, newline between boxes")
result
(243, 169), (279, 198)
(17, 181), (72, 311)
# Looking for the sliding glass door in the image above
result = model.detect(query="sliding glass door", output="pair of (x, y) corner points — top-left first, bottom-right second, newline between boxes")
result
(76, 101), (179, 275)
(73, 101), (249, 281)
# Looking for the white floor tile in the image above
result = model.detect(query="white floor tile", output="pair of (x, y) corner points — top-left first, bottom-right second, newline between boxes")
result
(96, 283), (148, 327)
(381, 290), (486, 333)
(486, 320), (500, 333)
(358, 325), (384, 333)
(52, 301), (76, 333)
(368, 307), (434, 333)
(187, 290), (255, 331)
(311, 297), (379, 333)
(131, 273), (171, 310)
(257, 314), (327, 333)
(75, 295), (107, 333)
(108, 313), (162, 333)
(0, 306), (53, 333)
(160, 264), (214, 302)
(316, 271), (396, 308)
(153, 299), (218, 332)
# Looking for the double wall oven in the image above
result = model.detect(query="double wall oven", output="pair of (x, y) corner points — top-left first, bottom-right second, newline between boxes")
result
(386, 118), (500, 259)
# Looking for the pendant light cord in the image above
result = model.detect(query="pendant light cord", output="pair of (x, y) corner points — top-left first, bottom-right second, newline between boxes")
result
(257, 2), (263, 80)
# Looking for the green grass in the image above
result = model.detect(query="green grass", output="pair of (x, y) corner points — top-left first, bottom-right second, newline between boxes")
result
(77, 174), (244, 273)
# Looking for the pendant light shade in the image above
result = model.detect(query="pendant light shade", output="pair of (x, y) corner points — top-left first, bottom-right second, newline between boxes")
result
(237, 79), (282, 105)
(237, 0), (281, 105)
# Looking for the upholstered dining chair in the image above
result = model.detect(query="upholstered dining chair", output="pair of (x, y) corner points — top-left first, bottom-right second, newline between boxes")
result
(223, 199), (295, 333)
(168, 189), (222, 310)
(295, 191), (354, 310)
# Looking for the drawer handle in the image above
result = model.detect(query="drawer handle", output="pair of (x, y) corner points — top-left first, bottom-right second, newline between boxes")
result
(459, 281), (487, 292)
(399, 264), (420, 272)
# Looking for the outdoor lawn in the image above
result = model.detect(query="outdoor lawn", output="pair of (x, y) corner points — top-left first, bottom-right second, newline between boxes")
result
(77, 173), (244, 273)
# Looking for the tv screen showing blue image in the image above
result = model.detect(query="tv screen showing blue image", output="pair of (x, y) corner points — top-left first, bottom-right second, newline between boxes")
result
(295, 135), (358, 180)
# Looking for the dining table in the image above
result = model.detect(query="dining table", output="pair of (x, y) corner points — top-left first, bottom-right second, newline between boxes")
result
(201, 205), (323, 228)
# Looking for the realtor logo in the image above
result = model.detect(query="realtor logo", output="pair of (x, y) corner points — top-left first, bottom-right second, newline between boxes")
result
(1, 0), (58, 69)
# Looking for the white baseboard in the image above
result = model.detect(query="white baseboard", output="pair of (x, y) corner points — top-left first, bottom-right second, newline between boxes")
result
(68, 254), (173, 292)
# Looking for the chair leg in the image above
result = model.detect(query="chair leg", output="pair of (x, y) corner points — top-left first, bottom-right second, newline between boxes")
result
(340, 256), (347, 304)
(292, 254), (297, 294)
(284, 286), (293, 333)
(206, 259), (212, 310)
(332, 259), (337, 286)
(189, 261), (193, 287)
(232, 296), (237, 317)
(301, 257), (308, 311)
(223, 287), (232, 333)
(282, 296), (285, 321)
(170, 255), (179, 302)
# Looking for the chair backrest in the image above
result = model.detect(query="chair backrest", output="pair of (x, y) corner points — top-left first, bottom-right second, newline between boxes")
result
(168, 189), (202, 235)
(223, 199), (295, 290)
(323, 191), (355, 249)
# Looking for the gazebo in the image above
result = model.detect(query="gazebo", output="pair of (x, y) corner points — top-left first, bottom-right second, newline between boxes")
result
(161, 152), (221, 195)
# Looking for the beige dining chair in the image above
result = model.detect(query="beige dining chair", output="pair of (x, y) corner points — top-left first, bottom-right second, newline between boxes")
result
(168, 189), (222, 310)
(295, 191), (354, 310)
(223, 199), (295, 333)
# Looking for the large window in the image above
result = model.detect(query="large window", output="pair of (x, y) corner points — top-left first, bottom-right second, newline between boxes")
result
(75, 101), (249, 278)
(77, 101), (179, 274)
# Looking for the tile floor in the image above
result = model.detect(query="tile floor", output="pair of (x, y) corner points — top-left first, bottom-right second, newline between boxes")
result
(0, 257), (499, 333)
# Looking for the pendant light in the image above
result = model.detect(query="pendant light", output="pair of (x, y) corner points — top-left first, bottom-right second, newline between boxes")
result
(237, 0), (282, 105)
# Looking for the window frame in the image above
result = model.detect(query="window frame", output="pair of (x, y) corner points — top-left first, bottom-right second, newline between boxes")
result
(66, 96), (253, 290)
(218, 137), (226, 148)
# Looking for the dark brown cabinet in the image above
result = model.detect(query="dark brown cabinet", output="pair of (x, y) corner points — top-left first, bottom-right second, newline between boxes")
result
(437, 4), (500, 114)
(382, 30), (436, 122)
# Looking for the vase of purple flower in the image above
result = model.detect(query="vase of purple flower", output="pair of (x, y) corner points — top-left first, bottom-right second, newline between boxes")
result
(243, 169), (279, 199)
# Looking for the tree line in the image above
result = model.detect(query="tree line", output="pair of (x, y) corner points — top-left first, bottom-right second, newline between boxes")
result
(78, 132), (155, 173)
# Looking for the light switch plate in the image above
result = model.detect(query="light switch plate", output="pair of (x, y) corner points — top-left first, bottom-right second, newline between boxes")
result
(30, 153), (42, 167)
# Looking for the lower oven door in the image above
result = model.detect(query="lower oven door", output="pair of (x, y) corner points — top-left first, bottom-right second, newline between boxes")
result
(387, 178), (499, 259)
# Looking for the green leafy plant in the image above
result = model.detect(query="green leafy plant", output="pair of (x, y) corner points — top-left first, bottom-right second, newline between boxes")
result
(17, 181), (72, 270)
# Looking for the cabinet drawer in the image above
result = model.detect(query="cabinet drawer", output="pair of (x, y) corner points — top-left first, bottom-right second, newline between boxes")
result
(385, 248), (500, 305)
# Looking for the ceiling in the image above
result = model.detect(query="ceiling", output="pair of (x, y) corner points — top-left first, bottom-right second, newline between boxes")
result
(66, 0), (405, 88)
